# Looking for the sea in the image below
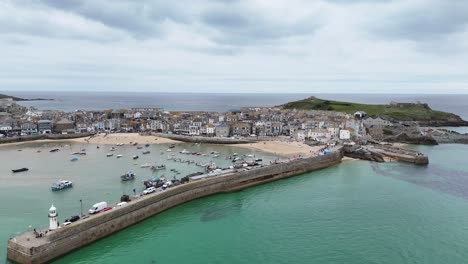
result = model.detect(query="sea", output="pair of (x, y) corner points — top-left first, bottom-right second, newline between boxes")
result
(1, 92), (468, 264)
(1, 142), (468, 264)
(4, 91), (468, 120)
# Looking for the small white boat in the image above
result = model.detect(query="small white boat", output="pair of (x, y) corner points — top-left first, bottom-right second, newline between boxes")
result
(180, 149), (189, 154)
(106, 153), (113, 157)
(116, 154), (123, 158)
(141, 163), (152, 168)
(166, 149), (172, 152)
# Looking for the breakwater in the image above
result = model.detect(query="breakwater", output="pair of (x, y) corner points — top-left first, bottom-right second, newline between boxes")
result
(7, 151), (342, 264)
(344, 144), (429, 165)
(0, 133), (93, 145)
(153, 133), (257, 144)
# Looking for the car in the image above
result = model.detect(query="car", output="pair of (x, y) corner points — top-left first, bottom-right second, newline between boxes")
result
(103, 207), (113, 212)
(64, 215), (80, 223)
(116, 202), (128, 207)
(63, 222), (72, 226)
(143, 187), (156, 195)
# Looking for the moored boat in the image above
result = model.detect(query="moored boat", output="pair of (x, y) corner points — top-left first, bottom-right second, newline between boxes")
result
(141, 163), (152, 168)
(133, 155), (139, 160)
(50, 148), (60, 153)
(116, 154), (123, 158)
(106, 153), (113, 157)
(120, 171), (135, 181)
(142, 150), (150, 154)
(70, 157), (78, 162)
(51, 180), (73, 191)
(151, 165), (166, 171)
(12, 168), (29, 173)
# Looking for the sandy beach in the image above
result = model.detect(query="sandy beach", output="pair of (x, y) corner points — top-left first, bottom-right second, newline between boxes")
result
(67, 133), (180, 145)
(233, 141), (324, 158)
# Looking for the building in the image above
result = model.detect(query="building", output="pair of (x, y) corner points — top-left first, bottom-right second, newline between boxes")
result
(54, 118), (75, 133)
(21, 121), (38, 135)
(215, 123), (230, 137)
(339, 129), (351, 140)
(37, 120), (52, 134)
(231, 123), (251, 137)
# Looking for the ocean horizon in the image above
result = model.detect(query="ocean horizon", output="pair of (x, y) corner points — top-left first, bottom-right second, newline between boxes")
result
(5, 91), (468, 120)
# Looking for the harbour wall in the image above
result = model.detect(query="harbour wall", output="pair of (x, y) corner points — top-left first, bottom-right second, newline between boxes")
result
(0, 133), (93, 145)
(7, 152), (342, 264)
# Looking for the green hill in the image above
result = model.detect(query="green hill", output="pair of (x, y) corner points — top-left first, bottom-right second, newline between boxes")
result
(281, 96), (467, 125)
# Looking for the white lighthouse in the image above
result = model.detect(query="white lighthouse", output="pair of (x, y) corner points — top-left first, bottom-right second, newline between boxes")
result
(48, 204), (58, 230)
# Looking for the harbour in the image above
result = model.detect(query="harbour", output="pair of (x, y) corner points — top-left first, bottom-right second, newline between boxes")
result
(6, 140), (342, 263)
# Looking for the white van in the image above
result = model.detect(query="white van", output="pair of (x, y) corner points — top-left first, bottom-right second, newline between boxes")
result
(89, 201), (107, 214)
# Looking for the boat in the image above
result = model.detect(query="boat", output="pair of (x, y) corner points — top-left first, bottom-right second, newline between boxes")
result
(79, 152), (86, 155)
(141, 163), (152, 168)
(166, 149), (172, 152)
(116, 154), (123, 158)
(169, 144), (175, 148)
(142, 150), (150, 154)
(145, 144), (150, 147)
(70, 157), (78, 162)
(120, 171), (135, 181)
(106, 153), (113, 157)
(137, 146), (143, 149)
(110, 147), (117, 151)
(51, 180), (73, 191)
(71, 152), (80, 155)
(50, 148), (60, 153)
(213, 155), (220, 158)
(151, 165), (166, 171)
(133, 155), (139, 160)
(132, 142), (138, 146)
(180, 149), (189, 154)
(12, 168), (28, 173)
(96, 146), (100, 149)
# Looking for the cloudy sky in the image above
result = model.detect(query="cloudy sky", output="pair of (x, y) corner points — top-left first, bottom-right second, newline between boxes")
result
(1, 0), (468, 93)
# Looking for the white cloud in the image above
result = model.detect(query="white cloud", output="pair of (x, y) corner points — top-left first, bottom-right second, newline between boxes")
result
(0, 0), (467, 93)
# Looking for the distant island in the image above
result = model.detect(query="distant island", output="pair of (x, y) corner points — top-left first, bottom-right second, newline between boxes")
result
(281, 96), (468, 127)
(0, 93), (53, 101)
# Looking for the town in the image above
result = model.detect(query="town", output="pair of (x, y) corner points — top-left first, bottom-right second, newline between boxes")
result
(0, 96), (438, 146)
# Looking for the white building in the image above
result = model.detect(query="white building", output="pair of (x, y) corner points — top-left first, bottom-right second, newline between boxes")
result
(339, 129), (351, 140)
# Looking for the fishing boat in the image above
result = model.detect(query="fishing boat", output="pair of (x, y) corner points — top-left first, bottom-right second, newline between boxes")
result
(133, 155), (139, 160)
(151, 165), (166, 171)
(70, 157), (78, 162)
(106, 153), (113, 157)
(142, 150), (151, 154)
(51, 180), (73, 191)
(50, 148), (60, 153)
(120, 171), (135, 181)
(116, 154), (123, 158)
(12, 168), (28, 173)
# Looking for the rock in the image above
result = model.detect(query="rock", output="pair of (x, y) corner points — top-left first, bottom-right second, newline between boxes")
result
(384, 133), (438, 145)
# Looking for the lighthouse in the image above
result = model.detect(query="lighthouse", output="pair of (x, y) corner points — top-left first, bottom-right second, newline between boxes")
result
(48, 204), (58, 230)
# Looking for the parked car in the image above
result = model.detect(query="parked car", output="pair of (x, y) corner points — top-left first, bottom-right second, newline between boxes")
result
(116, 202), (128, 207)
(102, 207), (112, 212)
(143, 187), (156, 195)
(64, 215), (80, 223)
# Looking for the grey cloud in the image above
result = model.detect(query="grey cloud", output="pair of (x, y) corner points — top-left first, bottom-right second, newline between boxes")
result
(372, 1), (468, 41)
(201, 8), (321, 46)
(41, 0), (189, 38)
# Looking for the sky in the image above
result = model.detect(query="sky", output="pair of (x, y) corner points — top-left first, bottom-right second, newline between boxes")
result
(1, 0), (468, 94)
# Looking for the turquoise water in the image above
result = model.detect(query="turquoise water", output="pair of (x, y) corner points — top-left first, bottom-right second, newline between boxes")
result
(2, 143), (468, 263)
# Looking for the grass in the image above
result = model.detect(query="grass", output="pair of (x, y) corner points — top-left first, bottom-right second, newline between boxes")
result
(281, 96), (458, 122)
